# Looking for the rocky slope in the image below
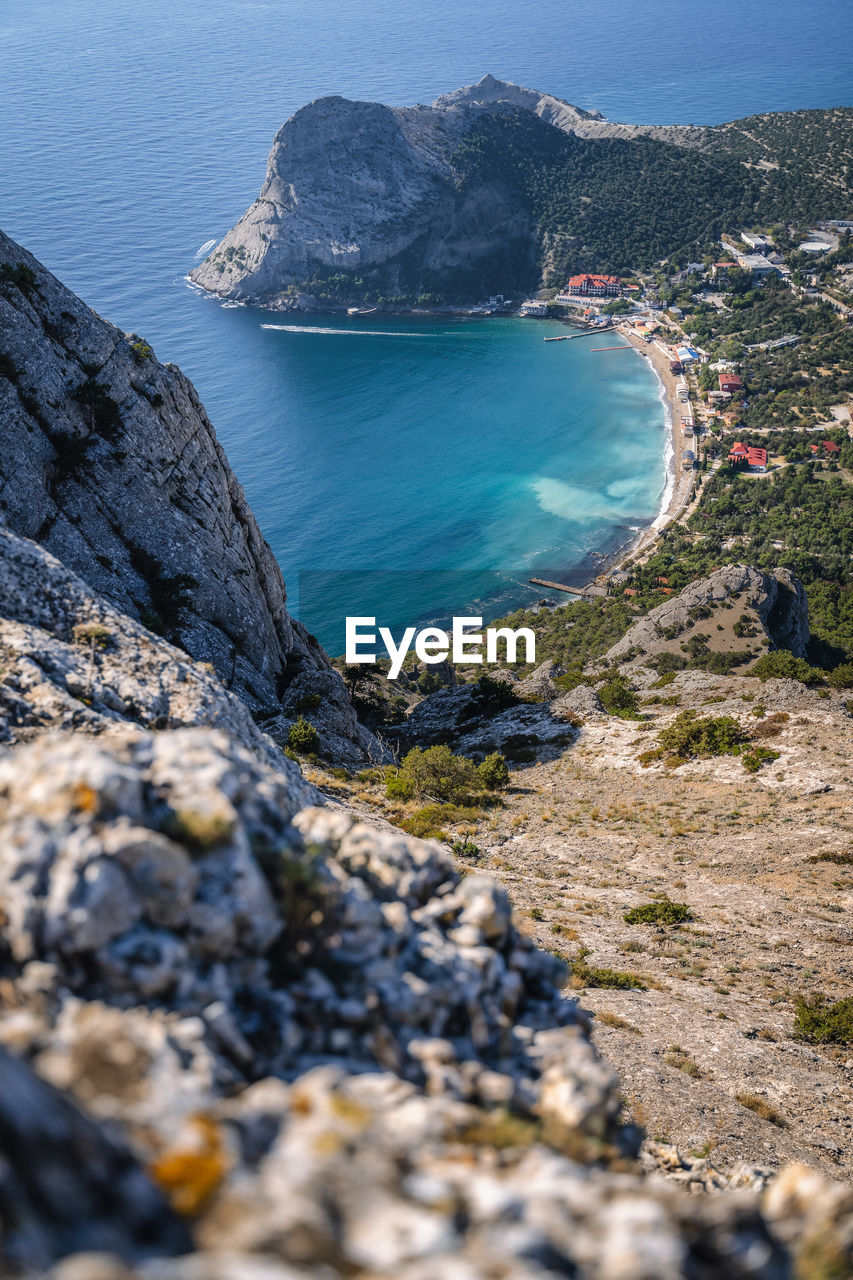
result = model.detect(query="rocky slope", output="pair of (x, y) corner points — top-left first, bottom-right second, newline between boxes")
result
(0, 230), (373, 761)
(602, 564), (811, 671)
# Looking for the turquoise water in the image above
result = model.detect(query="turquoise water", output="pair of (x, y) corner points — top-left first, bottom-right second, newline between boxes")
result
(2, 1), (850, 650)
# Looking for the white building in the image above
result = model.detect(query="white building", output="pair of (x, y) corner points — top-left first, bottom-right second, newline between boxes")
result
(519, 300), (548, 316)
(741, 233), (771, 254)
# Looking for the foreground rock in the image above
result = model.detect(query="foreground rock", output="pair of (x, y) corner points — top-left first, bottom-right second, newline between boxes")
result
(0, 230), (373, 760)
(1, 728), (852, 1278)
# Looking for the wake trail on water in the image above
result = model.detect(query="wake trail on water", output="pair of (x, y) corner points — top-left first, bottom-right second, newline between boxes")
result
(261, 324), (435, 337)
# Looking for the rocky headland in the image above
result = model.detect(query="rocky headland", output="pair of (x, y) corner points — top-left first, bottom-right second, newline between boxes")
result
(2, 234), (853, 1277)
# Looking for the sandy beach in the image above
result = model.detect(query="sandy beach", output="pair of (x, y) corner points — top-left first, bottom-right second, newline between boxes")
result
(611, 325), (697, 565)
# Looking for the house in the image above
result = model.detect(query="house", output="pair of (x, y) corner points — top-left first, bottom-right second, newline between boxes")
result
(728, 443), (767, 472)
(708, 389), (732, 402)
(682, 450), (696, 470)
(824, 440), (840, 454)
(718, 374), (743, 393)
(563, 273), (622, 297)
(519, 299), (548, 316)
(712, 262), (738, 279)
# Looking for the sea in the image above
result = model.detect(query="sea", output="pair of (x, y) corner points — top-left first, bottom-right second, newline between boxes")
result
(2, 0), (851, 653)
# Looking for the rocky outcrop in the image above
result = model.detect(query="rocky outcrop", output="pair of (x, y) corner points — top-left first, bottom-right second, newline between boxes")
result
(0, 229), (375, 760)
(603, 565), (810, 670)
(0, 528), (316, 787)
(189, 91), (535, 304)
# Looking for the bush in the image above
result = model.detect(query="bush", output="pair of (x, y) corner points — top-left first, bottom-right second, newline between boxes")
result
(741, 746), (780, 773)
(71, 622), (112, 649)
(471, 674), (521, 711)
(597, 675), (641, 718)
(400, 803), (482, 840)
(793, 994), (853, 1045)
(452, 838), (481, 861)
(749, 650), (824, 686)
(477, 752), (510, 792)
(572, 947), (646, 990)
(71, 378), (122, 441)
(385, 774), (414, 801)
(828, 663), (853, 689)
(658, 711), (747, 759)
(286, 716), (320, 756)
(735, 1092), (786, 1127)
(623, 899), (693, 926)
(396, 744), (479, 803)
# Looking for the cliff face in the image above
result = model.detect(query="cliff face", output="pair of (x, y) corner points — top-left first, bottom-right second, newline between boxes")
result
(189, 89), (535, 303)
(0, 229), (375, 760)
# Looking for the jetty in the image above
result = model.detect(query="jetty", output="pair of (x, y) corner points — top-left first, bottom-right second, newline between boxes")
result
(543, 325), (615, 343)
(529, 577), (575, 593)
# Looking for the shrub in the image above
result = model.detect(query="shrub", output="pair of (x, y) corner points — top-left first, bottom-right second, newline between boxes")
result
(130, 338), (154, 362)
(71, 622), (112, 649)
(477, 752), (510, 791)
(286, 716), (320, 756)
(741, 746), (780, 773)
(658, 711), (747, 759)
(72, 378), (122, 441)
(451, 838), (481, 861)
(736, 1093), (786, 1127)
(572, 947), (646, 990)
(0, 261), (37, 293)
(597, 675), (641, 718)
(650, 671), (677, 689)
(400, 803), (482, 840)
(385, 774), (414, 801)
(793, 994), (853, 1045)
(828, 663), (853, 689)
(652, 652), (688, 674)
(396, 744), (479, 803)
(623, 899), (693, 926)
(749, 650), (824, 686)
(471, 674), (521, 711)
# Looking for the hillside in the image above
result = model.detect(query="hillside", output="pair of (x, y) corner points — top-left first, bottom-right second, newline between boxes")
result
(189, 78), (853, 306)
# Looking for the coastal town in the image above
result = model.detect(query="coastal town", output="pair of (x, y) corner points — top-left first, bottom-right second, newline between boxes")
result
(510, 220), (853, 592)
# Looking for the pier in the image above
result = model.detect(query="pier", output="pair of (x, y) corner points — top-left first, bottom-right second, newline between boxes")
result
(543, 325), (616, 343)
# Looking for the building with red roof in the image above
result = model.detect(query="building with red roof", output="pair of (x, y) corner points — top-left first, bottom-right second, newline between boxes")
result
(718, 374), (743, 393)
(824, 440), (840, 454)
(728, 442), (767, 472)
(564, 274), (622, 297)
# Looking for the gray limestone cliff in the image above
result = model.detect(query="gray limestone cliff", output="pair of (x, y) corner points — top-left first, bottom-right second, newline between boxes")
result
(0, 230), (375, 761)
(189, 87), (534, 304)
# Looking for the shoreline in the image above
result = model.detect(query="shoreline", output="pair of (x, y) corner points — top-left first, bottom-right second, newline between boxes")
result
(608, 326), (695, 569)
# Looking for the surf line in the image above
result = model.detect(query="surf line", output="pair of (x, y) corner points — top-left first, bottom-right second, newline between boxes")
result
(261, 324), (431, 337)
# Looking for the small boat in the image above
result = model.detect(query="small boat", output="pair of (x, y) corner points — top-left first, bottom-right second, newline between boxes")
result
(347, 306), (378, 316)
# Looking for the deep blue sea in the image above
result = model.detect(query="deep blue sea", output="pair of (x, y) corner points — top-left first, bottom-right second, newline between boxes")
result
(2, 1), (851, 651)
